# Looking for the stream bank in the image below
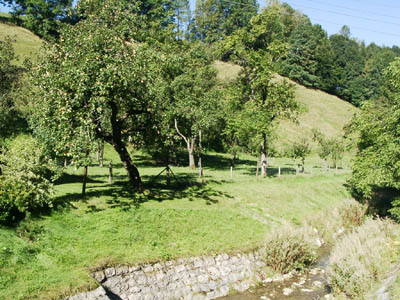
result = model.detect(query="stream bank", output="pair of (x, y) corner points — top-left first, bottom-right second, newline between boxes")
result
(219, 246), (333, 300)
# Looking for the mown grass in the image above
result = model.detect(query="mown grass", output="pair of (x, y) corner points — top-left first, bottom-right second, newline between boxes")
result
(0, 144), (352, 300)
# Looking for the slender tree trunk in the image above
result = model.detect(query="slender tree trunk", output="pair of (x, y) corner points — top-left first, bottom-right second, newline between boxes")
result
(188, 139), (196, 169)
(175, 118), (196, 169)
(108, 160), (113, 184)
(82, 165), (88, 196)
(198, 130), (203, 178)
(261, 134), (267, 177)
(98, 141), (104, 168)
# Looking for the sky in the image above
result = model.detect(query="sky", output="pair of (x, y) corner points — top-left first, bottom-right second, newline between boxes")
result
(1, 0), (400, 47)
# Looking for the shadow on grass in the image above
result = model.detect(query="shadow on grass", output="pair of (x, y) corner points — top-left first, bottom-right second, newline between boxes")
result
(51, 172), (231, 215)
(242, 166), (297, 177)
(54, 173), (105, 185)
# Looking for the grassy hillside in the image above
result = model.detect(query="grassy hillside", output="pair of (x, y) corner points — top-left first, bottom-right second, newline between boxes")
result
(214, 61), (358, 151)
(0, 13), (42, 62)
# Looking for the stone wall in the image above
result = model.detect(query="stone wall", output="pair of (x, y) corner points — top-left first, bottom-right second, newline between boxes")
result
(65, 248), (268, 300)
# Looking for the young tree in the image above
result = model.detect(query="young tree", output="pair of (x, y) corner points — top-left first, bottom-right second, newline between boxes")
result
(172, 44), (222, 169)
(227, 50), (300, 177)
(288, 137), (311, 173)
(29, 2), (173, 189)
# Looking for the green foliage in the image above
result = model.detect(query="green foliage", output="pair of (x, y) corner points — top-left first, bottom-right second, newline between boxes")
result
(312, 128), (345, 168)
(282, 21), (334, 90)
(192, 0), (258, 43)
(0, 37), (26, 140)
(264, 224), (318, 273)
(348, 58), (400, 219)
(287, 137), (311, 171)
(1, 0), (72, 39)
(0, 136), (56, 224)
(224, 50), (299, 162)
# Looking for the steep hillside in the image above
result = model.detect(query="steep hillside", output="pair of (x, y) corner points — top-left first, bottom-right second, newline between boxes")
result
(0, 14), (42, 62)
(214, 61), (358, 151)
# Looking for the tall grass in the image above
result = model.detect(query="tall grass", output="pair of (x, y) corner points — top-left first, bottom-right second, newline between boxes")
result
(328, 218), (399, 299)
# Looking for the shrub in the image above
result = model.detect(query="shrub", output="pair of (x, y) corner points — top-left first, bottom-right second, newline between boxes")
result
(327, 218), (399, 299)
(307, 198), (366, 244)
(264, 224), (319, 273)
(0, 136), (55, 224)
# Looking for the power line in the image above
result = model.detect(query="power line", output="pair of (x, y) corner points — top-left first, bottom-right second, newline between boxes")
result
(298, 0), (399, 21)
(309, 17), (400, 39)
(286, 1), (400, 27)
(337, 0), (400, 10)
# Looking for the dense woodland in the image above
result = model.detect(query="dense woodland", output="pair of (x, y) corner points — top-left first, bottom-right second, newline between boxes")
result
(1, 0), (400, 224)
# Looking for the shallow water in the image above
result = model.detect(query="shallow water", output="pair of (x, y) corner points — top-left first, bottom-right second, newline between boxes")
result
(219, 248), (331, 300)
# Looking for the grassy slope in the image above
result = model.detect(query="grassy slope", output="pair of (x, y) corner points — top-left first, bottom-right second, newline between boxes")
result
(0, 13), (42, 62)
(214, 61), (358, 150)
(0, 145), (351, 300)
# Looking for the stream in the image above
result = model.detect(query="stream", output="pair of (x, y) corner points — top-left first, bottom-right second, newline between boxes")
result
(219, 247), (332, 300)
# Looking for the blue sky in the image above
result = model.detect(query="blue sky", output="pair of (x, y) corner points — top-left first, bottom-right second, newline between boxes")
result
(1, 0), (399, 47)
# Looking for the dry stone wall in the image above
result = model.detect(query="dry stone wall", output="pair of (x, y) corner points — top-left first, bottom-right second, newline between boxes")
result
(65, 248), (268, 300)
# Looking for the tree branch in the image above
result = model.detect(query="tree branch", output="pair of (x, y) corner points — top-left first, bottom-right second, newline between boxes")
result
(174, 118), (189, 146)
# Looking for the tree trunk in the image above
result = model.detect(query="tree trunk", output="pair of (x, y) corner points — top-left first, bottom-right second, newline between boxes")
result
(175, 118), (196, 169)
(198, 130), (203, 178)
(98, 141), (104, 168)
(261, 134), (267, 177)
(108, 160), (113, 184)
(113, 141), (141, 188)
(82, 165), (88, 196)
(188, 146), (196, 169)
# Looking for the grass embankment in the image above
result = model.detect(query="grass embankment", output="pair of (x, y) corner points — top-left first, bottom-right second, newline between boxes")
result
(0, 13), (42, 62)
(0, 144), (351, 300)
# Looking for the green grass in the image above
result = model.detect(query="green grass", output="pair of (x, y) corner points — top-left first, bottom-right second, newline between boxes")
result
(0, 144), (352, 300)
(0, 13), (42, 62)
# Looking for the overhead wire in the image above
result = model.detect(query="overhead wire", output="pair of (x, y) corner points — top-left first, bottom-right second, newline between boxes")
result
(296, 0), (399, 21)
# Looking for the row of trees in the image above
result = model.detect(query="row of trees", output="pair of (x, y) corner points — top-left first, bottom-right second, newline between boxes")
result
(4, 0), (398, 106)
(0, 0), (302, 224)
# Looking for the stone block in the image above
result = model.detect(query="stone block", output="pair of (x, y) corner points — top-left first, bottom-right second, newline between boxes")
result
(129, 265), (140, 272)
(143, 265), (154, 273)
(104, 268), (116, 277)
(115, 266), (128, 275)
(93, 271), (105, 283)
(175, 264), (186, 273)
(198, 274), (209, 284)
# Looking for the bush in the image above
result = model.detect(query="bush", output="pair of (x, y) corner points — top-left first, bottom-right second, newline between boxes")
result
(307, 198), (366, 244)
(0, 136), (55, 224)
(264, 224), (319, 273)
(327, 218), (399, 299)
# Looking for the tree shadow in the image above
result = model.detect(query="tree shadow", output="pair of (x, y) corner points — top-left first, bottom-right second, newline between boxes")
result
(242, 166), (297, 177)
(54, 173), (106, 185)
(50, 173), (232, 215)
